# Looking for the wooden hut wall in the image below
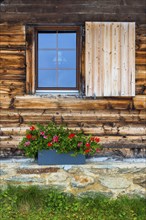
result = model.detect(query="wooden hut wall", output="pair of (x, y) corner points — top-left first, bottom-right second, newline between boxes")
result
(0, 0), (146, 152)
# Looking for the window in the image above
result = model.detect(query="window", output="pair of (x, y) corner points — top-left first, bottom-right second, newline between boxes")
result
(26, 23), (135, 96)
(34, 26), (81, 93)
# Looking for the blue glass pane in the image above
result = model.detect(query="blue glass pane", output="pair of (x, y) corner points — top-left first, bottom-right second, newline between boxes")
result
(58, 70), (76, 87)
(38, 33), (56, 49)
(38, 70), (57, 87)
(57, 50), (76, 68)
(58, 33), (76, 49)
(38, 50), (56, 69)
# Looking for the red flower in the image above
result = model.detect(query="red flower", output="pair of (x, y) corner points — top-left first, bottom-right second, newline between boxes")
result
(77, 142), (83, 147)
(31, 136), (36, 140)
(85, 149), (91, 154)
(90, 136), (100, 143)
(94, 137), (100, 143)
(48, 142), (53, 147)
(30, 126), (35, 131)
(90, 137), (95, 141)
(52, 136), (59, 142)
(85, 142), (90, 148)
(68, 133), (75, 139)
(26, 134), (32, 140)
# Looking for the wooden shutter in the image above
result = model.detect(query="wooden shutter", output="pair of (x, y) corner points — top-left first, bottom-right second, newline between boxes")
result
(85, 22), (135, 97)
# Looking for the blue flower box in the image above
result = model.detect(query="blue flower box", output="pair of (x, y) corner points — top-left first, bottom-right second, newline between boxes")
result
(38, 150), (86, 165)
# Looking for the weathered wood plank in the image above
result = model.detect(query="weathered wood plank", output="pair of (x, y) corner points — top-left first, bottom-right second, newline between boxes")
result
(0, 24), (25, 34)
(0, 69), (25, 80)
(118, 124), (146, 136)
(0, 109), (144, 126)
(111, 23), (120, 96)
(3, 0), (122, 5)
(136, 71), (146, 80)
(133, 95), (146, 109)
(0, 95), (11, 109)
(0, 127), (29, 136)
(85, 22), (93, 96)
(0, 24), (25, 46)
(26, 26), (35, 94)
(104, 23), (111, 96)
(0, 80), (25, 95)
(0, 53), (25, 68)
(0, 11), (146, 23)
(13, 96), (133, 110)
(129, 23), (135, 96)
(0, 35), (25, 46)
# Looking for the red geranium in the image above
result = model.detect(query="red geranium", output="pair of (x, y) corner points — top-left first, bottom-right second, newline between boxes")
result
(85, 142), (90, 148)
(85, 149), (91, 154)
(90, 137), (95, 141)
(68, 133), (75, 139)
(31, 135), (37, 140)
(52, 135), (59, 142)
(30, 126), (35, 131)
(48, 142), (53, 147)
(90, 136), (100, 143)
(94, 137), (100, 143)
(26, 134), (32, 140)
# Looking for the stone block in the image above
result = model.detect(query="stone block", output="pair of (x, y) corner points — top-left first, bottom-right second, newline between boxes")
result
(99, 176), (131, 189)
(6, 176), (45, 183)
(71, 175), (95, 188)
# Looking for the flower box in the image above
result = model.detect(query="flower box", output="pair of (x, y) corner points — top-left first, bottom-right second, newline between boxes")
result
(38, 150), (86, 165)
(18, 122), (102, 162)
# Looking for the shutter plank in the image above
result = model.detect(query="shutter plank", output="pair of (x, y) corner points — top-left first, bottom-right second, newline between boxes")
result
(112, 23), (121, 96)
(104, 24), (111, 96)
(85, 22), (93, 96)
(129, 23), (135, 96)
(101, 24), (105, 96)
(93, 23), (97, 96)
(121, 23), (129, 96)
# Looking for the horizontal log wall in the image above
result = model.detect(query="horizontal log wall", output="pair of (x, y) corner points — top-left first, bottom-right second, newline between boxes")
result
(0, 0), (146, 153)
(0, 0), (146, 23)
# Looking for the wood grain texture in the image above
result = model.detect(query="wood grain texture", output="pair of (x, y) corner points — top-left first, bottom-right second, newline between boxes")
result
(13, 96), (133, 110)
(0, 5), (146, 150)
(25, 26), (35, 94)
(85, 22), (135, 97)
(0, 24), (25, 47)
(0, 80), (25, 95)
(0, 0), (146, 23)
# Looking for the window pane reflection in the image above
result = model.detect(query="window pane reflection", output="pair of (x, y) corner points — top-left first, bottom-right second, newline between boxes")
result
(38, 33), (56, 49)
(58, 33), (76, 48)
(57, 50), (76, 68)
(58, 70), (76, 87)
(38, 70), (56, 87)
(38, 50), (56, 69)
(37, 31), (77, 89)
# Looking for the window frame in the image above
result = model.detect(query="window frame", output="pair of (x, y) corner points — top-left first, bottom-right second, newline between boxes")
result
(35, 26), (80, 93)
(26, 25), (81, 94)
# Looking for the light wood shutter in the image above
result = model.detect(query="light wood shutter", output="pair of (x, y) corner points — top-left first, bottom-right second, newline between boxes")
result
(85, 22), (135, 97)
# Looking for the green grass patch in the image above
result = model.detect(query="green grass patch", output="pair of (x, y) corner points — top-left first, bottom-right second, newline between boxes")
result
(0, 185), (145, 220)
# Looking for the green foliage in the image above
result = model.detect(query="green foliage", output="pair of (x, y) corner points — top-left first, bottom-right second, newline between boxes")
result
(0, 185), (146, 220)
(18, 122), (102, 158)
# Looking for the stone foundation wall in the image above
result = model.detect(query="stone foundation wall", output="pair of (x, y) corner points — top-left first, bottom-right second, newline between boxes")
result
(0, 158), (145, 198)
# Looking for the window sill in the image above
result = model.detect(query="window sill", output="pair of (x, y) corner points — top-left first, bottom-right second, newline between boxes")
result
(36, 90), (79, 96)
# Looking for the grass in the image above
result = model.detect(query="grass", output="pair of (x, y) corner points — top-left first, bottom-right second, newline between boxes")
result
(0, 185), (145, 220)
